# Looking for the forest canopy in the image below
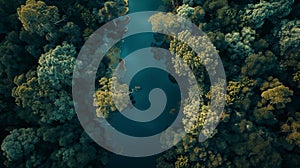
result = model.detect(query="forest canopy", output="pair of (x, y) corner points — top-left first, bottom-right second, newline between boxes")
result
(1, 0), (300, 167)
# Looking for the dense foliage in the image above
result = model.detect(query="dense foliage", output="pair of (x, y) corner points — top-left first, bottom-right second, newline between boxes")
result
(151, 0), (300, 168)
(1, 0), (299, 167)
(1, 0), (128, 167)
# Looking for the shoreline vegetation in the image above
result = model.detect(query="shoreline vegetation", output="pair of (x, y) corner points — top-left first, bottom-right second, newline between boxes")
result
(0, 0), (299, 167)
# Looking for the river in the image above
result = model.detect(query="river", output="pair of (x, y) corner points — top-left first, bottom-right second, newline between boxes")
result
(105, 0), (176, 167)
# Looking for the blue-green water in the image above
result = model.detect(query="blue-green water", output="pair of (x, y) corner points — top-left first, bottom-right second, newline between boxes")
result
(128, 0), (165, 12)
(108, 67), (180, 137)
(105, 0), (174, 167)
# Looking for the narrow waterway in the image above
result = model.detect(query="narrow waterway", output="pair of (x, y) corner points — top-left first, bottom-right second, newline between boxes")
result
(105, 0), (175, 168)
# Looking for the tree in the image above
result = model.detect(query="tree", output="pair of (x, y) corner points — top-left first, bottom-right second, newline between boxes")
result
(254, 77), (293, 125)
(12, 43), (77, 124)
(37, 42), (76, 90)
(241, 51), (278, 77)
(94, 76), (130, 118)
(1, 128), (39, 163)
(281, 112), (300, 147)
(97, 0), (129, 24)
(240, 0), (294, 28)
(17, 0), (60, 37)
(273, 19), (300, 56)
(225, 27), (256, 60)
(176, 4), (194, 18)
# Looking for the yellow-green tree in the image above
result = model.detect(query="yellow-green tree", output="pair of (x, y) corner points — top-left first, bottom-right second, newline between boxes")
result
(17, 0), (60, 37)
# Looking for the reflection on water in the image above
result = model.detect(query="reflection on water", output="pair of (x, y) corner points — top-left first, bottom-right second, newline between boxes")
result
(106, 0), (170, 167)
